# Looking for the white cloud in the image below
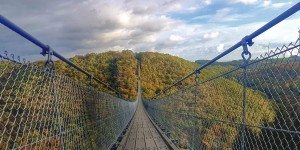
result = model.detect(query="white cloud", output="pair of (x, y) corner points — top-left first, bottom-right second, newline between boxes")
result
(204, 0), (213, 5)
(166, 3), (182, 12)
(175, 16), (300, 61)
(203, 31), (219, 40)
(209, 8), (252, 22)
(261, 0), (293, 9)
(254, 18), (300, 43)
(192, 15), (211, 20)
(262, 0), (272, 7)
(99, 29), (131, 42)
(215, 8), (231, 18)
(230, 0), (257, 4)
(143, 35), (157, 42)
(217, 43), (225, 52)
(271, 2), (292, 8)
(169, 35), (185, 41)
(187, 6), (198, 11)
(118, 12), (131, 26)
(0, 0), (299, 62)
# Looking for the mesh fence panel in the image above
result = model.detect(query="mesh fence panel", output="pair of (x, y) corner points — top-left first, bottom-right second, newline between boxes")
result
(144, 38), (300, 149)
(0, 52), (137, 150)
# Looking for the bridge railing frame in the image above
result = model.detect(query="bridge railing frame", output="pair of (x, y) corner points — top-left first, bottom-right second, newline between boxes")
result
(153, 2), (300, 99)
(145, 2), (300, 150)
(0, 13), (137, 150)
(0, 15), (121, 97)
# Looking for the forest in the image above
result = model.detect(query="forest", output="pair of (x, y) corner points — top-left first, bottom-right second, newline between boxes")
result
(43, 50), (300, 149)
(194, 55), (300, 149)
(37, 50), (202, 100)
(1, 50), (299, 149)
(49, 50), (234, 99)
(52, 50), (299, 149)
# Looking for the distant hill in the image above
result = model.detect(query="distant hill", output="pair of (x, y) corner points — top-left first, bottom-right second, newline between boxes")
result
(50, 51), (260, 99)
(51, 51), (201, 99)
(53, 50), (139, 100)
(195, 55), (300, 67)
(137, 52), (199, 99)
(195, 59), (244, 67)
(36, 51), (201, 100)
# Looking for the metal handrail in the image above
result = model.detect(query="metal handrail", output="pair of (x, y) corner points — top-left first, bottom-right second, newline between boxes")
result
(153, 2), (300, 99)
(0, 15), (121, 96)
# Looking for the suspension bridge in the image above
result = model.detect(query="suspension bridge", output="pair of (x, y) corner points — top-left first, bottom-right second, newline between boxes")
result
(117, 71), (178, 150)
(0, 2), (300, 150)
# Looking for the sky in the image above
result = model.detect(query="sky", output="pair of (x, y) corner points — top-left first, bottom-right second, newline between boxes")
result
(0, 0), (299, 62)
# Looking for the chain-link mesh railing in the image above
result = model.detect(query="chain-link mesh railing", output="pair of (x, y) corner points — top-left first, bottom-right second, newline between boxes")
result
(144, 37), (300, 149)
(0, 51), (137, 150)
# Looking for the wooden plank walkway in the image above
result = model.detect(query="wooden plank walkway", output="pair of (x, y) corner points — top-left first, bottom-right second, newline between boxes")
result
(117, 65), (177, 150)
(118, 100), (170, 150)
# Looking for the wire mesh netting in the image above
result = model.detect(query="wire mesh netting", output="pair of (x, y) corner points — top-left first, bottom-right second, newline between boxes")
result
(0, 51), (137, 150)
(144, 37), (300, 149)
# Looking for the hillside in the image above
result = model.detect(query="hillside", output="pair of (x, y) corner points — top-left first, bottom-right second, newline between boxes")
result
(51, 51), (205, 99)
(49, 51), (259, 99)
(137, 52), (199, 99)
(196, 56), (300, 149)
(53, 50), (138, 100)
(195, 55), (300, 67)
(195, 59), (244, 67)
(1, 50), (279, 149)
(52, 51), (276, 149)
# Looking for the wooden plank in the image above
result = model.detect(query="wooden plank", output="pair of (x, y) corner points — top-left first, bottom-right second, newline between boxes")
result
(144, 128), (157, 149)
(123, 114), (138, 150)
(118, 67), (178, 150)
(119, 98), (174, 150)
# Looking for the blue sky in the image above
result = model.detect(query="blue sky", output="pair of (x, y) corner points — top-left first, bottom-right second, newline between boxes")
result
(0, 0), (299, 61)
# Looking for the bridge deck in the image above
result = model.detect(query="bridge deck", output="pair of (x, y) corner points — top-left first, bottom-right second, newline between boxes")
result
(117, 65), (177, 150)
(118, 100), (171, 150)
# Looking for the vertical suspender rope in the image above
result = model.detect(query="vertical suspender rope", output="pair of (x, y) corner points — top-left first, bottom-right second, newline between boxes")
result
(87, 75), (96, 149)
(45, 48), (65, 150)
(192, 71), (200, 150)
(241, 37), (252, 150)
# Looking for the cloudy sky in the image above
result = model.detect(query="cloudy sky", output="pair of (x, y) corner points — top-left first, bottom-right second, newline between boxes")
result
(0, 0), (299, 62)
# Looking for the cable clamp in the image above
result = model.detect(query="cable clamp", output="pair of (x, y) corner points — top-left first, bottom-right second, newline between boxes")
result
(44, 45), (55, 70)
(241, 36), (252, 63)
